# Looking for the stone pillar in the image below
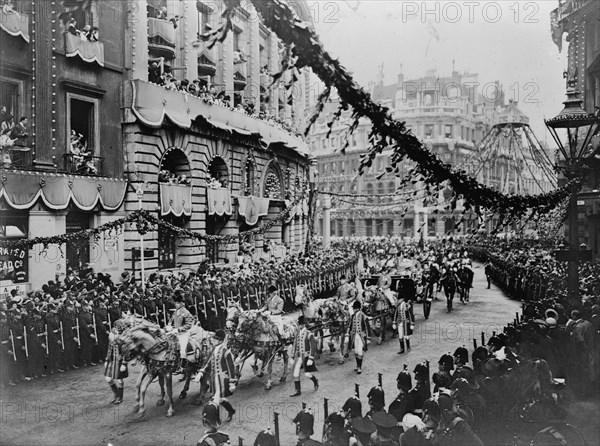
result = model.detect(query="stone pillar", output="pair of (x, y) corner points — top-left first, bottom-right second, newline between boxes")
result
(28, 208), (66, 289)
(247, 4), (260, 110)
(90, 212), (126, 278)
(268, 32), (279, 117)
(182, 1), (198, 81)
(220, 28), (234, 97)
(128, 0), (149, 81)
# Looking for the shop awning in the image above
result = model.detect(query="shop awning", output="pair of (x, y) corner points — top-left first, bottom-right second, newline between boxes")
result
(0, 171), (127, 211)
(236, 196), (270, 226)
(0, 9), (29, 43)
(128, 80), (309, 155)
(159, 183), (192, 217)
(207, 187), (232, 216)
(64, 32), (105, 66)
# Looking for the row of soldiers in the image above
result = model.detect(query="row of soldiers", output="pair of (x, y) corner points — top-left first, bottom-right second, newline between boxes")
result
(1, 256), (357, 386)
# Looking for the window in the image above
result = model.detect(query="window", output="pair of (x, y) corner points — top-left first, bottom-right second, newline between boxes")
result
(67, 93), (99, 155)
(425, 124), (434, 139)
(0, 212), (29, 283)
(1, 77), (23, 124)
(159, 215), (183, 269)
(66, 210), (90, 272)
(348, 220), (356, 236)
(403, 218), (413, 237)
(365, 219), (373, 237)
(387, 220), (394, 236)
(444, 124), (453, 138)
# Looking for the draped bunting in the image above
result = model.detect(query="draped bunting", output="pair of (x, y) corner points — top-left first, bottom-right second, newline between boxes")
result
(236, 196), (270, 225)
(207, 187), (232, 216)
(159, 183), (192, 217)
(0, 9), (29, 43)
(128, 80), (309, 156)
(0, 171), (127, 211)
(64, 32), (104, 66)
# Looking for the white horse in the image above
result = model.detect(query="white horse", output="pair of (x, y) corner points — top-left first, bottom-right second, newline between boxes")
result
(294, 285), (349, 364)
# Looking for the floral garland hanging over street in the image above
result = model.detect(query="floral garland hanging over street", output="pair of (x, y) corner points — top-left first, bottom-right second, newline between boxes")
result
(207, 0), (580, 223)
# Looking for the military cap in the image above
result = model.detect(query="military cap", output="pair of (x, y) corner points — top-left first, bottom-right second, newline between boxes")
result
(396, 369), (412, 392)
(413, 363), (428, 379)
(350, 416), (376, 434)
(438, 354), (454, 370)
(453, 346), (469, 363)
(372, 411), (396, 429)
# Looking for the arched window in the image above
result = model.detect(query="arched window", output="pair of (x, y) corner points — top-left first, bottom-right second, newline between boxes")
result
(159, 147), (191, 184)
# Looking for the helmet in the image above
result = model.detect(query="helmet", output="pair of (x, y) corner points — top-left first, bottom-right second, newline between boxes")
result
(453, 346), (469, 365)
(438, 354), (454, 371)
(396, 370), (412, 392)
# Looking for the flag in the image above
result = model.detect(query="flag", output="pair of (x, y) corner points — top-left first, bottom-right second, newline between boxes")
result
(426, 21), (440, 42)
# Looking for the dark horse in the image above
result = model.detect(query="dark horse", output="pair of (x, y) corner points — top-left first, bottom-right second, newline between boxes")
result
(457, 265), (474, 304)
(439, 267), (459, 313)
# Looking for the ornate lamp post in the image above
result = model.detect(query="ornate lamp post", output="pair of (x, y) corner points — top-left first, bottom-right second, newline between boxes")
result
(544, 72), (599, 306)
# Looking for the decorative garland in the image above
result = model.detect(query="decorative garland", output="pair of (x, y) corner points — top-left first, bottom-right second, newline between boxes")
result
(0, 191), (308, 249)
(208, 0), (580, 223)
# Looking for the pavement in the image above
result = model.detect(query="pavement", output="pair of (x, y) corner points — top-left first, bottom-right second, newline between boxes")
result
(0, 262), (597, 445)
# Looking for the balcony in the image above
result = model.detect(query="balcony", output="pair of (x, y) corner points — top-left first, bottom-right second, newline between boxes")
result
(63, 153), (103, 176)
(148, 18), (176, 59)
(64, 32), (104, 66)
(125, 79), (309, 155)
(197, 52), (216, 77)
(0, 8), (29, 43)
(233, 61), (247, 91)
(555, 0), (595, 23)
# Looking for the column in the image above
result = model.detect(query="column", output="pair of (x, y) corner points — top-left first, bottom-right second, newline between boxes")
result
(182, 1), (198, 81)
(323, 197), (331, 249)
(28, 209), (66, 289)
(128, 0), (149, 81)
(247, 4), (260, 111)
(219, 27), (234, 97)
(268, 32), (279, 117)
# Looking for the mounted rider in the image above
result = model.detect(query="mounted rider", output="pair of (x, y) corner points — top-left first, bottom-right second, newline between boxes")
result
(168, 291), (194, 373)
(260, 284), (284, 339)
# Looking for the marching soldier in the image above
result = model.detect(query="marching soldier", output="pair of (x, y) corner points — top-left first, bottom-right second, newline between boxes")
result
(195, 329), (236, 422)
(1, 310), (19, 386)
(93, 298), (110, 363)
(389, 368), (414, 423)
(393, 295), (414, 354)
(348, 301), (371, 374)
(196, 401), (230, 446)
(8, 308), (31, 381)
(29, 308), (48, 378)
(293, 406), (322, 446)
(290, 316), (319, 397)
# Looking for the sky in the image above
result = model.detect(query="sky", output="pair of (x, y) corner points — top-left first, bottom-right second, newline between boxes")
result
(309, 0), (569, 142)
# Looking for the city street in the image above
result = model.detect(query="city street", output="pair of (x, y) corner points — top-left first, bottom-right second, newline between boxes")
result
(0, 264), (539, 445)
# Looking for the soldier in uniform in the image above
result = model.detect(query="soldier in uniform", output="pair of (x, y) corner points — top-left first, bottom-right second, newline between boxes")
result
(168, 292), (194, 373)
(93, 298), (110, 362)
(367, 383), (386, 416)
(45, 303), (65, 373)
(195, 329), (236, 422)
(8, 308), (31, 381)
(389, 368), (415, 423)
(29, 308), (48, 378)
(196, 401), (230, 446)
(293, 406), (322, 446)
(393, 295), (414, 354)
(1, 310), (19, 385)
(290, 316), (319, 397)
(78, 300), (97, 366)
(348, 301), (371, 374)
(410, 363), (431, 416)
(348, 416), (376, 446)
(61, 300), (81, 369)
(370, 411), (399, 446)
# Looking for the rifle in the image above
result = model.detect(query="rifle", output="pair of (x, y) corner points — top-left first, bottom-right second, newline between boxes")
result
(163, 303), (167, 327)
(75, 317), (81, 349)
(59, 321), (65, 351)
(44, 324), (49, 355)
(23, 325), (29, 358)
(92, 313), (99, 345)
(8, 329), (17, 362)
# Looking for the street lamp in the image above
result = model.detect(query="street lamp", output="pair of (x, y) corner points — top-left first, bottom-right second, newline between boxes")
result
(545, 74), (599, 306)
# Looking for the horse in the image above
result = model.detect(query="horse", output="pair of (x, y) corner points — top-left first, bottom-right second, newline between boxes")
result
(363, 285), (394, 344)
(117, 319), (179, 418)
(178, 325), (212, 405)
(439, 267), (458, 313)
(294, 285), (349, 364)
(457, 265), (474, 304)
(227, 308), (297, 390)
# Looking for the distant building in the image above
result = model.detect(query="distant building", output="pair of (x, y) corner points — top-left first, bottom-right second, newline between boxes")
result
(310, 69), (553, 238)
(551, 0), (600, 260)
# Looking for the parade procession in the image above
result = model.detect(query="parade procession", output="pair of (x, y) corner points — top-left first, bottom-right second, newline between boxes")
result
(1, 0), (600, 445)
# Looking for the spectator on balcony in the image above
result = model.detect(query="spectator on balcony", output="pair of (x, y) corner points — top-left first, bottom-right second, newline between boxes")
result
(163, 74), (177, 91)
(10, 117), (28, 147)
(2, 0), (16, 14)
(156, 6), (168, 20)
(67, 18), (80, 36)
(149, 62), (163, 85)
(87, 26), (99, 42)
(1, 112), (14, 136)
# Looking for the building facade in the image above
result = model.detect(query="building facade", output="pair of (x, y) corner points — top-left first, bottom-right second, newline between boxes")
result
(311, 70), (554, 239)
(551, 0), (600, 261)
(1, 0), (314, 293)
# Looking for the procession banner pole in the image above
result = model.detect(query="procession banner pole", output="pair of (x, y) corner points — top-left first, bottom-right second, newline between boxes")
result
(323, 397), (329, 419)
(273, 411), (280, 446)
(481, 332), (485, 346)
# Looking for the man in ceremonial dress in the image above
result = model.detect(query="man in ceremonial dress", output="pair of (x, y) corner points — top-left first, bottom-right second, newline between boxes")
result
(196, 330), (236, 422)
(169, 293), (194, 373)
(260, 285), (284, 339)
(290, 316), (319, 397)
(348, 301), (371, 374)
(377, 268), (397, 307)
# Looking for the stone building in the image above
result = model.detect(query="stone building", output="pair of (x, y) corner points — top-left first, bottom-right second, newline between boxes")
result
(1, 0), (314, 293)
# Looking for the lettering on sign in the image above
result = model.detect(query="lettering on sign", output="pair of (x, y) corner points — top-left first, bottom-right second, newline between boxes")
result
(0, 246), (29, 283)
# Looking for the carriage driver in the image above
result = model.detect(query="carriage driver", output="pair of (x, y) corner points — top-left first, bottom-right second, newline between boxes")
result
(260, 284), (284, 337)
(168, 292), (194, 374)
(377, 268), (397, 307)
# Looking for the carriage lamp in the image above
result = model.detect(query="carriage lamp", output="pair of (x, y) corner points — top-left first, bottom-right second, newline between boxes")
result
(545, 76), (599, 306)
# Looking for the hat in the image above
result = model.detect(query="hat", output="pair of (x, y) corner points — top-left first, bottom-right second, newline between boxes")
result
(487, 335), (503, 349)
(402, 413), (425, 431)
(453, 346), (469, 364)
(372, 411), (396, 429)
(413, 363), (428, 379)
(352, 301), (361, 310)
(545, 317), (557, 327)
(450, 376), (480, 392)
(325, 412), (345, 433)
(350, 417), (376, 434)
(268, 285), (277, 293)
(213, 329), (226, 341)
(297, 316), (306, 325)
(545, 308), (559, 321)
(396, 369), (412, 392)
(293, 410), (314, 436)
(202, 401), (221, 426)
(342, 396), (362, 418)
(438, 354), (454, 371)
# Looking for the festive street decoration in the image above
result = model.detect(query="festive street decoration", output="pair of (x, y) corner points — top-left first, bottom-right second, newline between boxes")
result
(206, 0), (580, 224)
